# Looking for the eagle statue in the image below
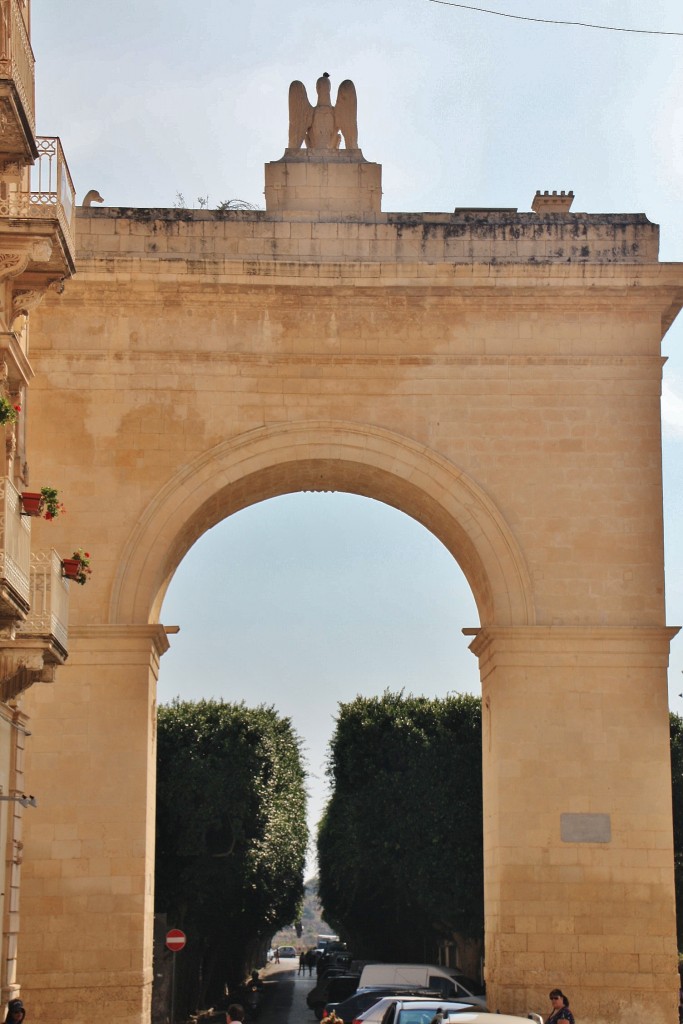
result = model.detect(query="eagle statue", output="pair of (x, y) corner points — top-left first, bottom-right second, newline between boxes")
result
(288, 73), (359, 151)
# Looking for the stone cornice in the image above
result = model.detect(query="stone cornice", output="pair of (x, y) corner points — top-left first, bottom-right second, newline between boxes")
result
(469, 624), (681, 661)
(69, 623), (171, 658)
(68, 255), (683, 289)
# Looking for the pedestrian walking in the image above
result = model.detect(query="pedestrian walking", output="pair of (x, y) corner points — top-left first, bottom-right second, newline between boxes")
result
(4, 1001), (25, 1024)
(546, 989), (575, 1024)
(305, 949), (316, 977)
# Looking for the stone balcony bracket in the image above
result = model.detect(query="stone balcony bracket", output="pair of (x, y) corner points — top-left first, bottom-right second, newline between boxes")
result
(0, 640), (59, 703)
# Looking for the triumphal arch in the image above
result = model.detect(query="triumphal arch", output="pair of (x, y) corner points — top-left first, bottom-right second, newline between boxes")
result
(17, 74), (683, 1024)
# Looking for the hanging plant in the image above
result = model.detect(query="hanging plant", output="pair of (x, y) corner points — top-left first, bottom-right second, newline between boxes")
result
(39, 486), (65, 520)
(62, 549), (92, 586)
(0, 397), (21, 425)
(20, 486), (65, 520)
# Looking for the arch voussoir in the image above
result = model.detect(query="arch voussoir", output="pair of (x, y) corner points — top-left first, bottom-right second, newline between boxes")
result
(109, 421), (535, 629)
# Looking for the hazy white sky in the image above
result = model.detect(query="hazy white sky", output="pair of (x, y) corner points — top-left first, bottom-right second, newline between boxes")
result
(31, 0), (683, 869)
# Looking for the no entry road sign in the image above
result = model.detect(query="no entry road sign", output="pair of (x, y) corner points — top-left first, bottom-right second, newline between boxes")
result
(165, 928), (187, 952)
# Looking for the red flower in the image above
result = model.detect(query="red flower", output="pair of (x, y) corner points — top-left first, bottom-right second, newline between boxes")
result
(13, 404), (21, 413)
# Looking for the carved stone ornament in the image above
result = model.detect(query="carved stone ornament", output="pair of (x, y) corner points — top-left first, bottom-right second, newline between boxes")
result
(0, 253), (30, 284)
(288, 73), (358, 150)
(0, 160), (22, 179)
(0, 98), (26, 153)
(29, 240), (54, 264)
(0, 240), (53, 286)
(12, 289), (46, 323)
(82, 190), (104, 208)
(5, 427), (16, 460)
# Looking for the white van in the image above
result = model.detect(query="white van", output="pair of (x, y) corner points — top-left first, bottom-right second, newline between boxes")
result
(358, 964), (486, 1007)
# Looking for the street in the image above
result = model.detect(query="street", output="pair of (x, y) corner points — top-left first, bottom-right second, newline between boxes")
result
(257, 960), (319, 1024)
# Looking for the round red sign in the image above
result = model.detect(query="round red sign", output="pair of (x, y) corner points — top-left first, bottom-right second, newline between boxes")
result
(165, 928), (187, 952)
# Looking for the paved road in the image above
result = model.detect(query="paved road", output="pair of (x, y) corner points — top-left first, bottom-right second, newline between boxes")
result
(256, 960), (319, 1024)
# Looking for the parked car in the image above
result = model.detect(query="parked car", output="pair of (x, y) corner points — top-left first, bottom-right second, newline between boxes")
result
(358, 965), (485, 1006)
(317, 948), (354, 976)
(444, 1016), (541, 1024)
(307, 972), (361, 1018)
(353, 996), (487, 1024)
(323, 986), (447, 1021)
(277, 944), (298, 958)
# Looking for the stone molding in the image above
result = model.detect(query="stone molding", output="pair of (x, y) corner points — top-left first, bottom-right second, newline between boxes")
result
(69, 623), (171, 659)
(469, 624), (680, 670)
(108, 420), (535, 629)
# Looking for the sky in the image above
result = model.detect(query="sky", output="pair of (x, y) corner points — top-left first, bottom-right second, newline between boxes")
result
(31, 0), (683, 872)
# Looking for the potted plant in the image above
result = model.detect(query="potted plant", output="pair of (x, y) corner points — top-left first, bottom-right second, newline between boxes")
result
(19, 492), (42, 516)
(0, 397), (20, 426)
(20, 486), (65, 520)
(61, 549), (92, 585)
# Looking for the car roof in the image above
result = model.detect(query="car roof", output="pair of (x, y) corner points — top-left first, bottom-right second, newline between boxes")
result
(351, 987), (442, 997)
(358, 998), (480, 1019)
(327, 988), (442, 1011)
(443, 1016), (530, 1024)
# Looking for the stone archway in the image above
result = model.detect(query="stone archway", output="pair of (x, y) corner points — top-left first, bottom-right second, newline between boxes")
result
(20, 425), (536, 1024)
(15, 145), (683, 1024)
(109, 421), (535, 628)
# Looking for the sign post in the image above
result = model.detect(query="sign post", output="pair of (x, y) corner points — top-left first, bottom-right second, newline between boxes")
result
(165, 928), (187, 1023)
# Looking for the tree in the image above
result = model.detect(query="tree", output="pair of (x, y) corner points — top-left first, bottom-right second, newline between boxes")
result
(671, 712), (683, 950)
(317, 692), (483, 973)
(155, 699), (307, 1008)
(319, 701), (683, 970)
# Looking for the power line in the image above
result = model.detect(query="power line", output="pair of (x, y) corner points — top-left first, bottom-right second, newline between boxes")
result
(426, 0), (683, 36)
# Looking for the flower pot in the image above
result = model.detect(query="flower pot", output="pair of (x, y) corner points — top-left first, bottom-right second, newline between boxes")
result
(20, 492), (43, 517)
(61, 558), (81, 580)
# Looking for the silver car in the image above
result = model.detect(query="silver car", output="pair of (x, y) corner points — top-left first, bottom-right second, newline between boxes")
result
(354, 997), (487, 1024)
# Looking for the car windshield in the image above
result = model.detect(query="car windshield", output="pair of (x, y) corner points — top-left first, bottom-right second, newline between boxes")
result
(398, 1014), (451, 1024)
(394, 1004), (478, 1024)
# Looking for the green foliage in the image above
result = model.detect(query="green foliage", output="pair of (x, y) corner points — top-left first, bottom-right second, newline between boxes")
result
(155, 699), (307, 1003)
(318, 701), (683, 961)
(0, 396), (19, 425)
(317, 691), (483, 961)
(671, 712), (683, 949)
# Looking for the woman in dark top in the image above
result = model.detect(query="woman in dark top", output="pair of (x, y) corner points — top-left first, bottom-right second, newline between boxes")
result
(546, 989), (575, 1024)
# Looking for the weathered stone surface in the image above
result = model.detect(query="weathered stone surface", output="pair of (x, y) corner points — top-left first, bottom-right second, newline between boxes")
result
(17, 168), (683, 1024)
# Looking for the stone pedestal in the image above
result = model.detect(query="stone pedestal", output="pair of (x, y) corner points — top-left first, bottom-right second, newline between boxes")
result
(264, 148), (382, 217)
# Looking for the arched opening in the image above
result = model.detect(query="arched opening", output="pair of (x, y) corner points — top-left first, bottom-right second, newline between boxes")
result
(158, 491), (483, 863)
(155, 487), (489, 1002)
(110, 422), (535, 630)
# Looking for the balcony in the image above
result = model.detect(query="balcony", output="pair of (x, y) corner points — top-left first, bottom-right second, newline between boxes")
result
(16, 549), (69, 662)
(0, 0), (36, 162)
(0, 549), (68, 703)
(0, 136), (76, 280)
(0, 475), (30, 622)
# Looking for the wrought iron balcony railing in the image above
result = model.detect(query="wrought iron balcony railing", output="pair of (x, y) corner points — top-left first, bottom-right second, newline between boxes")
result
(0, 136), (76, 272)
(29, 136), (76, 256)
(0, 475), (30, 617)
(0, 0), (35, 139)
(17, 549), (69, 659)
